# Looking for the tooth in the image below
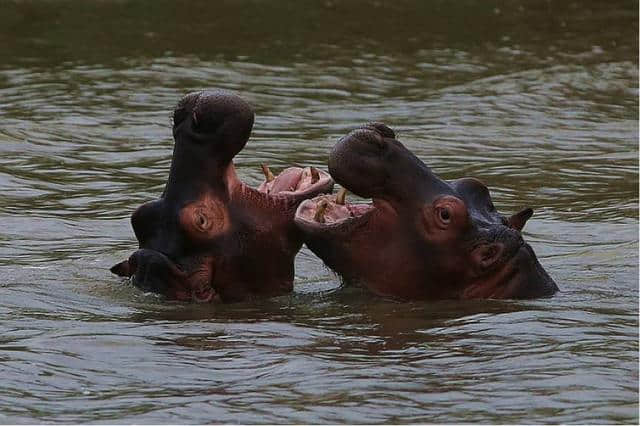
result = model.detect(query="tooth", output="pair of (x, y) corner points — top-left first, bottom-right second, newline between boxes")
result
(192, 111), (198, 126)
(310, 167), (320, 184)
(261, 164), (275, 182)
(335, 188), (347, 205)
(314, 200), (329, 223)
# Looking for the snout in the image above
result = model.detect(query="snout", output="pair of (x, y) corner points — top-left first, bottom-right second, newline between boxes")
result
(171, 90), (255, 162)
(508, 243), (559, 298)
(330, 123), (394, 162)
(328, 124), (402, 199)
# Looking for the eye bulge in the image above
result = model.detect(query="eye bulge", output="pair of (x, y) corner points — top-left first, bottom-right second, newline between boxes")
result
(438, 207), (451, 223)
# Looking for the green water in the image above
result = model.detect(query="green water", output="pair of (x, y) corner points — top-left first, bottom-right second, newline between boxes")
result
(0, 0), (637, 423)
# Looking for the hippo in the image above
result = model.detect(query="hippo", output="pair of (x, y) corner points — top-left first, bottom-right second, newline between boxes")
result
(111, 90), (334, 302)
(294, 123), (558, 300)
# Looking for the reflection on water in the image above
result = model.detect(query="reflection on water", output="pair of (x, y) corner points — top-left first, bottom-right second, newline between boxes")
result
(0, 0), (637, 423)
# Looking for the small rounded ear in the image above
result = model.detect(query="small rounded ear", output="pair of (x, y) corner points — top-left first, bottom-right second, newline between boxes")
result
(110, 259), (132, 277)
(508, 208), (534, 231)
(420, 195), (469, 240)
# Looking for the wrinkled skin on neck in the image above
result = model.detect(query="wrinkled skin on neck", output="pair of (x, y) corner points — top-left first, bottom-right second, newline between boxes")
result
(294, 123), (558, 300)
(111, 91), (334, 302)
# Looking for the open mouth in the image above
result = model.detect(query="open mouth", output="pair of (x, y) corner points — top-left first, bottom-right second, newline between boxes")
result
(295, 188), (378, 230)
(257, 164), (334, 197)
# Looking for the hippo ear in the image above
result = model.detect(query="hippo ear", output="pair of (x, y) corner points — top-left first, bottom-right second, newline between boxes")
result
(110, 259), (132, 277)
(508, 208), (534, 231)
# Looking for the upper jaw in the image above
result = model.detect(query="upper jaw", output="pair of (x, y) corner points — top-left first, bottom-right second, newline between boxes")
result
(250, 164), (335, 204)
(222, 163), (334, 204)
(260, 167), (334, 198)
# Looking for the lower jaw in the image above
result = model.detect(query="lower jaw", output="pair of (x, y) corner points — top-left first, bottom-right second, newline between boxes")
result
(461, 264), (518, 299)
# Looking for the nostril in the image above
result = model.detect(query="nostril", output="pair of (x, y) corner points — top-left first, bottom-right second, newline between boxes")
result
(366, 122), (396, 139)
(365, 132), (385, 149)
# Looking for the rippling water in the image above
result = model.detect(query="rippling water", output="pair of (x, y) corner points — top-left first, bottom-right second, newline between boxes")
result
(0, 0), (637, 423)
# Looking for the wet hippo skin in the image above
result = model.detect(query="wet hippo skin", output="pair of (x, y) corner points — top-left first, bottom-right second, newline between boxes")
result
(295, 123), (558, 300)
(111, 90), (334, 302)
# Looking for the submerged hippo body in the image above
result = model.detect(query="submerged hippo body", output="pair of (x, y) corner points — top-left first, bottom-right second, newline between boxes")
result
(295, 123), (558, 300)
(111, 91), (334, 302)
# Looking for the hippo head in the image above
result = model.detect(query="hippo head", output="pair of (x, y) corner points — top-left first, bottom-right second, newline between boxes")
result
(295, 123), (558, 300)
(111, 90), (334, 302)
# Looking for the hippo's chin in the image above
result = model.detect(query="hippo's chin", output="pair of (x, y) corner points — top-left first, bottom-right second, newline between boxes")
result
(462, 243), (557, 300)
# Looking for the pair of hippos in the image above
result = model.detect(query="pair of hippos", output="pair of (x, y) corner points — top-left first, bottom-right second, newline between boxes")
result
(111, 90), (558, 303)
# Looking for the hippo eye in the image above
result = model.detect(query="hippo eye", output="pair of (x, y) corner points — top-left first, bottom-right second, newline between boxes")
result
(438, 207), (451, 224)
(195, 213), (209, 231)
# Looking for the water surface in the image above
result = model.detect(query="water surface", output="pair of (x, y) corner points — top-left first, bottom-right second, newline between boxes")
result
(0, 0), (637, 423)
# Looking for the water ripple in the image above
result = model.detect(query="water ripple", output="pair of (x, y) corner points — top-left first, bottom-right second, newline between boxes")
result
(0, 1), (637, 423)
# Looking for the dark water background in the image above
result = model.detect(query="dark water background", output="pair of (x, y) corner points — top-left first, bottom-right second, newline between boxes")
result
(0, 0), (638, 423)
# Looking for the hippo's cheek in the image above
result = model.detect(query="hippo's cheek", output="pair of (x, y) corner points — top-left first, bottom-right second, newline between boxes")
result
(168, 257), (219, 302)
(461, 243), (557, 299)
(470, 242), (506, 272)
(179, 194), (230, 242)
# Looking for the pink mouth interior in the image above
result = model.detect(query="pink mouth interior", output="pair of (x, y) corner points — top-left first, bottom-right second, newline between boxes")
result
(296, 193), (374, 226)
(258, 166), (332, 196)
